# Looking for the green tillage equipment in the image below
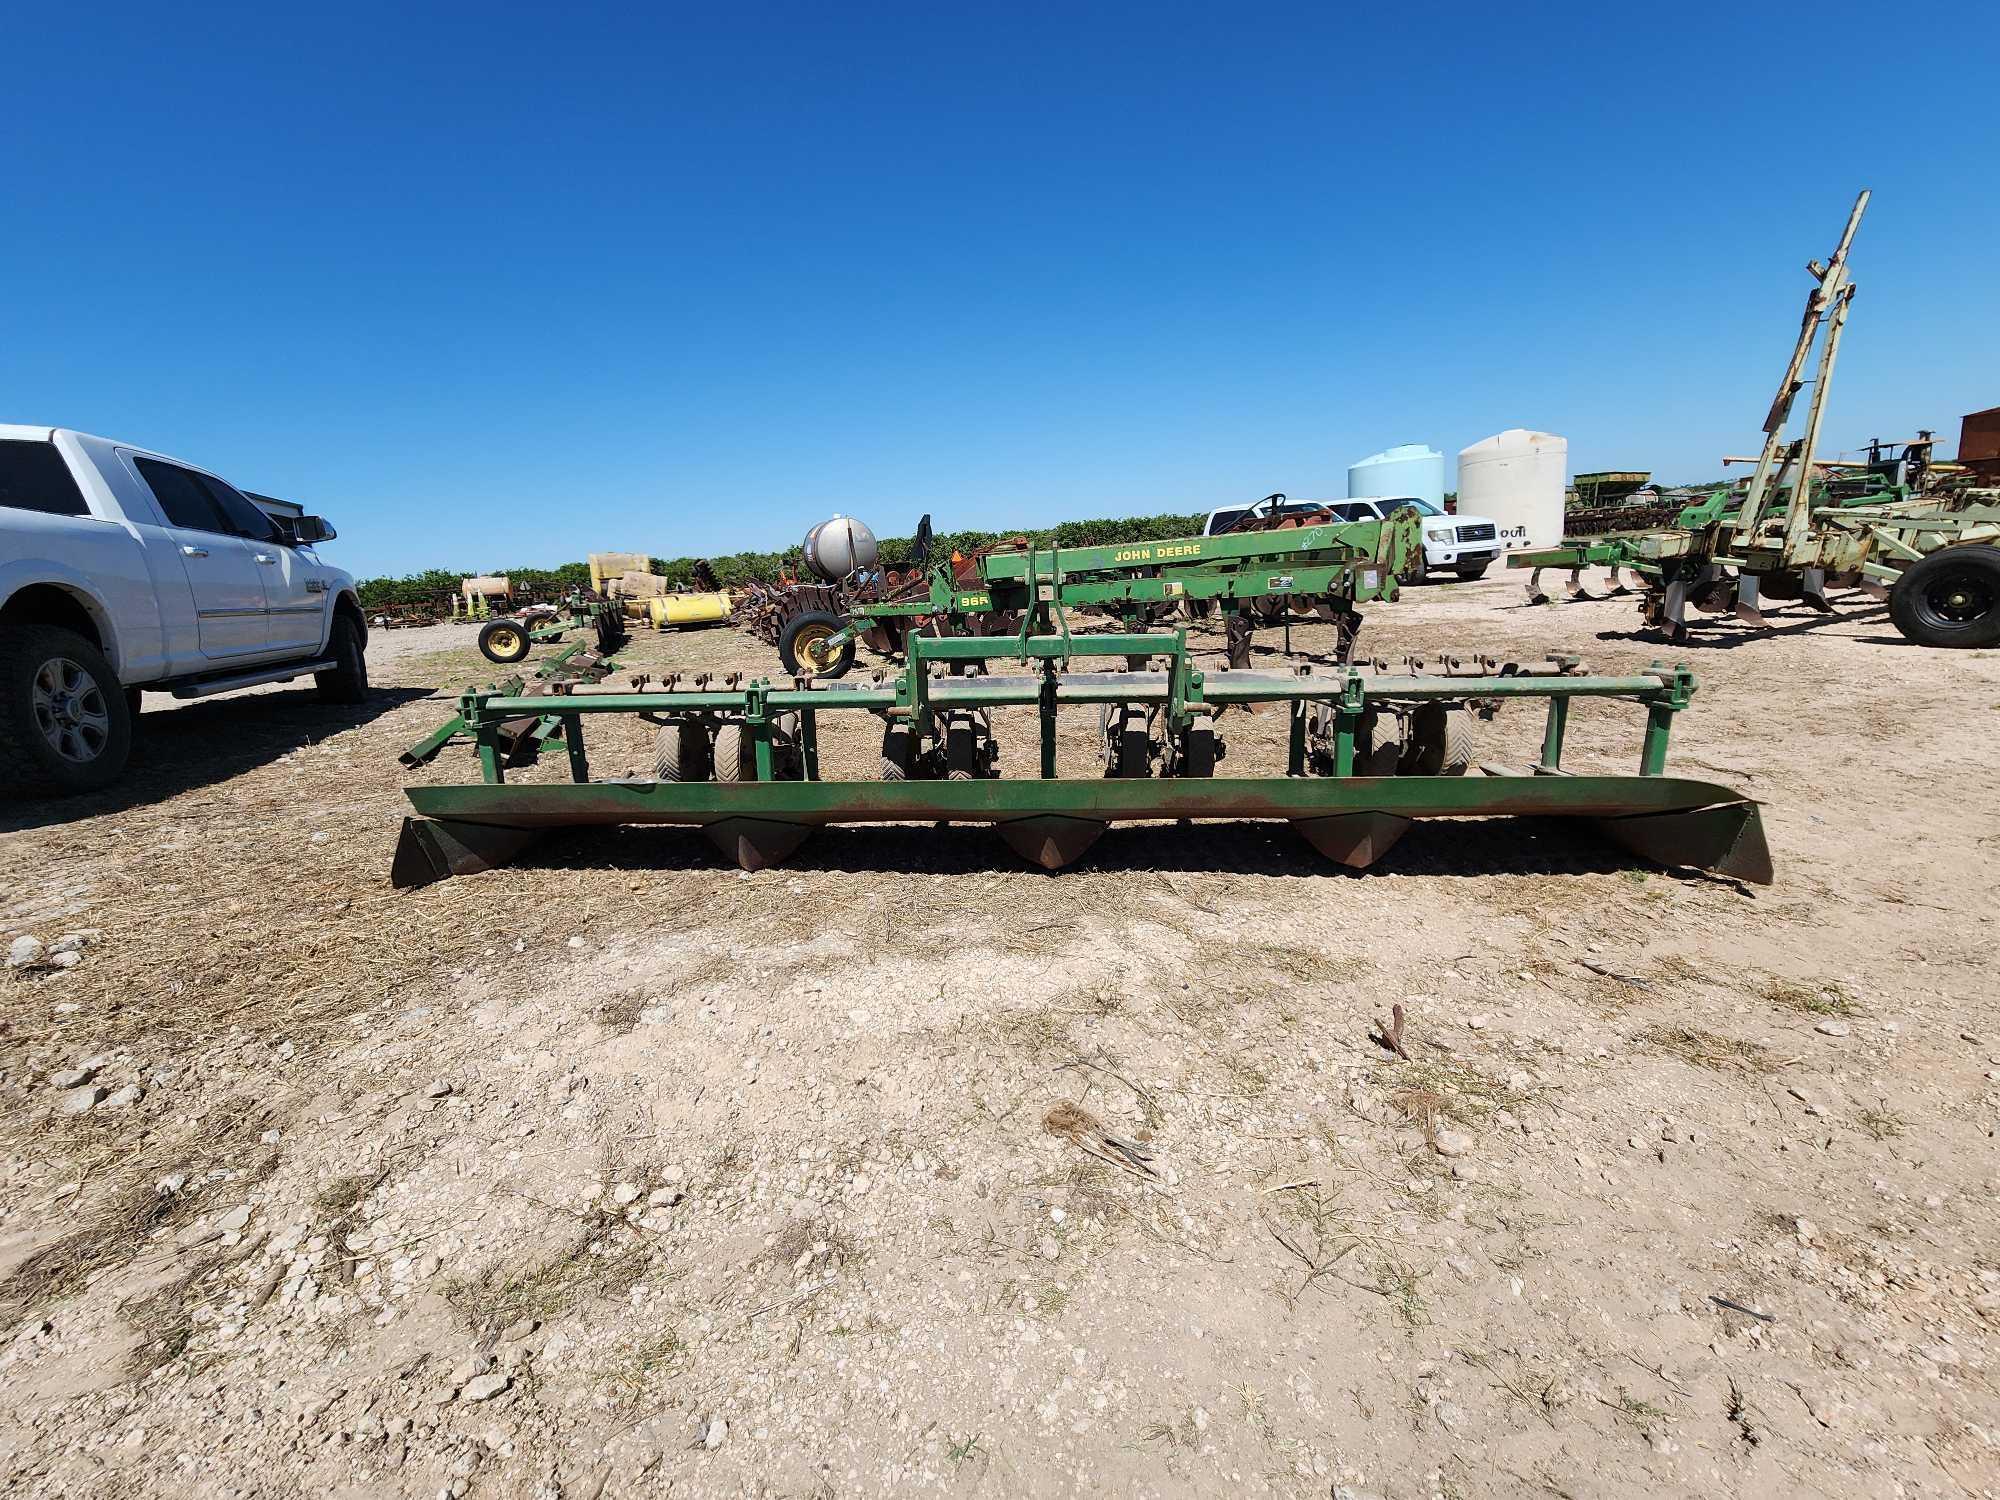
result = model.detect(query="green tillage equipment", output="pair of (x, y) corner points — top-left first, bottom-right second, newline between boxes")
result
(400, 640), (623, 770)
(477, 597), (629, 665)
(1510, 484), (2000, 646)
(1505, 189), (2000, 647)
(779, 509), (1421, 678)
(393, 630), (1772, 888)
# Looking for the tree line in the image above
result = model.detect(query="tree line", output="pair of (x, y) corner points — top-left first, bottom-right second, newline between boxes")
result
(353, 509), (1211, 607)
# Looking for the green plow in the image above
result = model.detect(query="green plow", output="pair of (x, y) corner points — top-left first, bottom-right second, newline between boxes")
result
(394, 632), (1772, 888)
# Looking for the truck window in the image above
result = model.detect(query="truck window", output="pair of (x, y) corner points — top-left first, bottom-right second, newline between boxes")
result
(135, 457), (231, 534)
(0, 439), (90, 517)
(197, 473), (281, 542)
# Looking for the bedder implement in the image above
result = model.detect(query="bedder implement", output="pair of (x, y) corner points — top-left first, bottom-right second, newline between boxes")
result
(392, 629), (1771, 888)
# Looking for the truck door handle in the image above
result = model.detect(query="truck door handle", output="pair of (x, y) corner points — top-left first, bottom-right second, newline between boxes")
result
(181, 545), (209, 558)
(253, 553), (277, 564)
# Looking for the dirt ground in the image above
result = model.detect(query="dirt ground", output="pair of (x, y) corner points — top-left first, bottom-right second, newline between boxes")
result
(2, 575), (1997, 1500)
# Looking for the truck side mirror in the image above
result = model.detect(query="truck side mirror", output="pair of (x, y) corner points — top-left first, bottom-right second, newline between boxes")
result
(288, 515), (336, 544)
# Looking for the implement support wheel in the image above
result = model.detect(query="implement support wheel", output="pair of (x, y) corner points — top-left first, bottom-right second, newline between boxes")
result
(478, 619), (532, 664)
(881, 721), (916, 781)
(1890, 545), (2000, 649)
(1402, 703), (1474, 775)
(653, 719), (713, 782)
(779, 610), (857, 678)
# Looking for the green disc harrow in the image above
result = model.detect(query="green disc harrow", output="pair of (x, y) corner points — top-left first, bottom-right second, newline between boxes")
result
(394, 629), (1772, 888)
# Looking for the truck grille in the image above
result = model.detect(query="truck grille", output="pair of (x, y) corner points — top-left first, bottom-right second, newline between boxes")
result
(1456, 523), (1496, 543)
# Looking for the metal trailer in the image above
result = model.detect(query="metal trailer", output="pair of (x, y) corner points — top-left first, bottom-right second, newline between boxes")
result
(393, 627), (1771, 888)
(771, 509), (1422, 678)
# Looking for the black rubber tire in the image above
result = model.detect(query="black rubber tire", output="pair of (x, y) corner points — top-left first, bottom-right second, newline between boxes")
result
(1102, 704), (1152, 778)
(478, 619), (532, 665)
(0, 624), (133, 795)
(712, 722), (754, 782)
(1176, 722), (1217, 777)
(316, 615), (370, 703)
(1354, 710), (1404, 777)
(778, 610), (856, 678)
(1890, 545), (2000, 649)
(653, 720), (712, 782)
(880, 721), (915, 781)
(944, 710), (983, 781)
(1454, 562), (1491, 581)
(1401, 703), (1475, 775)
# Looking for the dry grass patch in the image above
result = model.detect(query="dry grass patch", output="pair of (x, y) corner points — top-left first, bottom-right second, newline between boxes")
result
(1858, 1104), (1906, 1140)
(1387, 1056), (1525, 1123)
(1637, 1025), (1777, 1074)
(447, 1233), (656, 1328)
(1760, 978), (1859, 1018)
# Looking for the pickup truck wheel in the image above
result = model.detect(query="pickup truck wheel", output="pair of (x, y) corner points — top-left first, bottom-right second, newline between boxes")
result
(316, 617), (370, 703)
(1455, 562), (1491, 581)
(0, 625), (133, 795)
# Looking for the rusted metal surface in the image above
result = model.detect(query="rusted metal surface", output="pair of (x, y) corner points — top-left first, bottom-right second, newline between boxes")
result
(1960, 406), (2000, 483)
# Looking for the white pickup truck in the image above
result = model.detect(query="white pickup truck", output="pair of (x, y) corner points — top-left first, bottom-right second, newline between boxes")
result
(1204, 494), (1505, 579)
(1, 426), (367, 794)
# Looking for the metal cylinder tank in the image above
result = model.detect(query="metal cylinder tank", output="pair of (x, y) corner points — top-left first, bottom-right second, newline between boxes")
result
(1346, 444), (1446, 507)
(1456, 430), (1568, 548)
(801, 516), (880, 582)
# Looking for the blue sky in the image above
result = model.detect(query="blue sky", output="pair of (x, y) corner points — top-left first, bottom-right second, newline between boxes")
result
(7, 1), (1996, 577)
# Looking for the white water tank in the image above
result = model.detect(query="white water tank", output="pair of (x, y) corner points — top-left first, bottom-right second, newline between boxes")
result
(1457, 430), (1568, 548)
(1347, 444), (1446, 508)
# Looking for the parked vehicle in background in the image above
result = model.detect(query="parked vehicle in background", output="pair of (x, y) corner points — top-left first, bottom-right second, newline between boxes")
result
(0, 426), (366, 794)
(1204, 494), (1502, 579)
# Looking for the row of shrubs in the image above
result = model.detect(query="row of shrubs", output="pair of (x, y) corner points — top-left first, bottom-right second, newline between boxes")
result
(353, 509), (1212, 608)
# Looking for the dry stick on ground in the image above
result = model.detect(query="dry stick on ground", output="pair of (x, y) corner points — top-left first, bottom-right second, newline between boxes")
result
(1371, 1002), (1410, 1060)
(1577, 958), (1651, 990)
(1043, 1103), (1160, 1180)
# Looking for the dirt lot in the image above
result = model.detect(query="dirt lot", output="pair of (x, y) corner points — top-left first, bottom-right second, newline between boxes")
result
(2, 576), (1997, 1500)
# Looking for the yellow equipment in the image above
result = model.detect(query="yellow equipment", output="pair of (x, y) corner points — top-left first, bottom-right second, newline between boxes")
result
(643, 591), (734, 629)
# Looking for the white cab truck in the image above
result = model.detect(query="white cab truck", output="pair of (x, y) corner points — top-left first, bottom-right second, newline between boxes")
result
(1203, 495), (1503, 579)
(0, 426), (367, 794)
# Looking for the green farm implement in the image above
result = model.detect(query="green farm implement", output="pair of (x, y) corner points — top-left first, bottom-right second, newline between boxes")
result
(764, 508), (1421, 679)
(476, 593), (630, 665)
(393, 628), (1771, 888)
(1509, 190), (2000, 648)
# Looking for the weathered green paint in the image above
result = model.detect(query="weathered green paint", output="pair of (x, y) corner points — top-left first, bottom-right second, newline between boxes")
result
(398, 631), (1769, 885)
(831, 510), (1420, 649)
(405, 772), (1752, 826)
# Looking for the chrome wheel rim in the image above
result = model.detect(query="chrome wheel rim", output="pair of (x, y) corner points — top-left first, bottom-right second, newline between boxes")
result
(32, 657), (112, 763)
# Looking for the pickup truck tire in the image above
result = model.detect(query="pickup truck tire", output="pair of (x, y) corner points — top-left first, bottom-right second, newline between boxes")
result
(0, 624), (133, 795)
(315, 617), (371, 703)
(1454, 562), (1491, 581)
